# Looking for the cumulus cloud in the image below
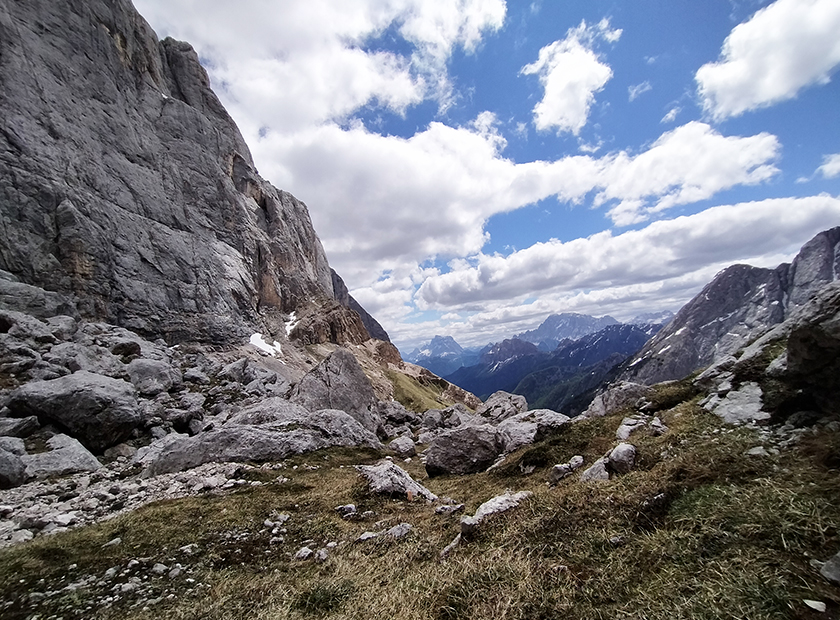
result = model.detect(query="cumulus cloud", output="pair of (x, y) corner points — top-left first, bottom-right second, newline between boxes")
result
(521, 19), (621, 134)
(415, 194), (840, 309)
(260, 119), (780, 285)
(133, 0), (506, 130)
(696, 0), (840, 119)
(594, 121), (780, 225)
(817, 153), (840, 179)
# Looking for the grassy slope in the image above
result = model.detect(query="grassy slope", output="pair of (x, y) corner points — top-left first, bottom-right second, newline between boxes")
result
(2, 385), (839, 619)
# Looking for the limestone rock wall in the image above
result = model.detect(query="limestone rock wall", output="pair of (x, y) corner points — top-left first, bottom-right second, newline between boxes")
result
(0, 0), (367, 345)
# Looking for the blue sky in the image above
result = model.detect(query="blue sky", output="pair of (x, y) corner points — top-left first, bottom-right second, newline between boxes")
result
(134, 0), (840, 352)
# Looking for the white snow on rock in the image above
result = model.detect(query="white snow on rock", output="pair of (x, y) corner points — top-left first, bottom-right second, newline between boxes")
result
(249, 333), (282, 356)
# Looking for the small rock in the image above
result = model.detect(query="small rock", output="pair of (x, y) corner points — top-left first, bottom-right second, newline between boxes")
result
(314, 548), (329, 563)
(804, 600), (826, 612)
(151, 563), (168, 575)
(580, 458), (610, 482)
(102, 537), (122, 548)
(385, 523), (412, 538)
(294, 546), (314, 560)
(745, 446), (770, 457)
(820, 550), (840, 585)
(608, 443), (636, 475)
(10, 529), (33, 543)
(435, 504), (465, 516)
(168, 566), (182, 579)
(356, 531), (380, 542)
(335, 504), (357, 519)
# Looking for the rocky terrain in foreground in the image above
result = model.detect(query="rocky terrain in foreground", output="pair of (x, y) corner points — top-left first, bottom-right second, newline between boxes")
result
(0, 0), (838, 618)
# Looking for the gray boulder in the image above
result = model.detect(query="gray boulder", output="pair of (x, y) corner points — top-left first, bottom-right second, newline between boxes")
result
(6, 371), (141, 451)
(476, 391), (528, 423)
(497, 408), (570, 453)
(703, 382), (769, 424)
(0, 448), (26, 488)
(0, 416), (40, 438)
(356, 460), (437, 501)
(374, 400), (417, 426)
(21, 434), (101, 479)
(141, 408), (382, 476)
(289, 349), (380, 433)
(42, 342), (125, 377)
(224, 398), (310, 425)
(388, 436), (416, 457)
(425, 424), (501, 477)
(582, 382), (653, 419)
(126, 359), (182, 396)
(608, 443), (636, 475)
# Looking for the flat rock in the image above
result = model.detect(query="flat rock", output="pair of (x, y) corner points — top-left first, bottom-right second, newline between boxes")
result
(704, 382), (770, 424)
(582, 382), (653, 419)
(460, 491), (532, 538)
(820, 550), (840, 585)
(0, 416), (40, 438)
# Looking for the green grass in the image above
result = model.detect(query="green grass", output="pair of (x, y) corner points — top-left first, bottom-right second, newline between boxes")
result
(2, 399), (839, 619)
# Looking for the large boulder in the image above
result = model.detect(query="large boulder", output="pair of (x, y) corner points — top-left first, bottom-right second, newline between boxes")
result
(425, 424), (502, 477)
(289, 349), (380, 433)
(140, 408), (382, 476)
(5, 371), (140, 451)
(497, 408), (570, 453)
(476, 391), (528, 423)
(0, 447), (26, 489)
(21, 434), (101, 479)
(126, 358), (182, 396)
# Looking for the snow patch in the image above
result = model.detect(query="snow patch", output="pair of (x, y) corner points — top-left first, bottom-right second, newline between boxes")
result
(250, 333), (282, 357)
(284, 312), (298, 337)
(657, 345), (672, 355)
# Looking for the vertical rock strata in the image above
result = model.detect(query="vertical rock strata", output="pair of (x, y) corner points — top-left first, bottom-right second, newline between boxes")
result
(0, 0), (373, 345)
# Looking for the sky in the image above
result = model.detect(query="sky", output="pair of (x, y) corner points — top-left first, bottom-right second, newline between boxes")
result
(133, 0), (840, 353)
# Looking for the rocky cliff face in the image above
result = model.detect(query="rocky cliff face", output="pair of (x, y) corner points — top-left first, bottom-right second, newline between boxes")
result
(621, 227), (840, 385)
(0, 0), (370, 345)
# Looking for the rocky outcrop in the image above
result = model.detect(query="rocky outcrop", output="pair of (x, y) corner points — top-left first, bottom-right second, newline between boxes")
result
(496, 409), (570, 453)
(331, 270), (390, 342)
(0, 0), (372, 346)
(475, 391), (528, 423)
(622, 228), (840, 385)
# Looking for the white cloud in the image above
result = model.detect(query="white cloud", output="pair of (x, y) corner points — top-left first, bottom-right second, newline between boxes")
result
(258, 119), (780, 286)
(415, 194), (840, 309)
(521, 19), (621, 135)
(817, 153), (840, 179)
(594, 121), (780, 225)
(696, 0), (840, 119)
(628, 81), (652, 102)
(133, 0), (506, 130)
(660, 106), (680, 123)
